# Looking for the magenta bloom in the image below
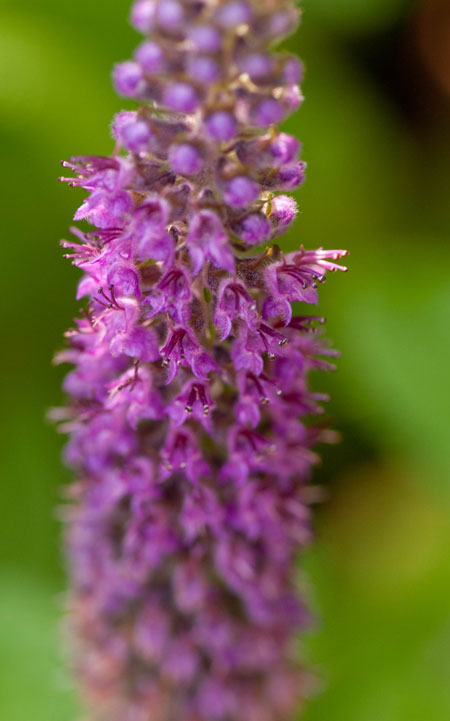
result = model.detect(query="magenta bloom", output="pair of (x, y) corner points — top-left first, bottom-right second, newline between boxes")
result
(56, 2), (348, 720)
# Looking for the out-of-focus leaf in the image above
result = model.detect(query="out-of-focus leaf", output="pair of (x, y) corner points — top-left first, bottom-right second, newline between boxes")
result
(0, 11), (121, 145)
(301, 462), (450, 721)
(281, 31), (450, 496)
(0, 571), (78, 721)
(331, 241), (450, 496)
(304, 0), (414, 34)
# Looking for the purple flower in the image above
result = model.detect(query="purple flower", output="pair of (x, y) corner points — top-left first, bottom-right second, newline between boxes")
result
(56, 3), (348, 721)
(135, 40), (166, 73)
(106, 365), (164, 426)
(160, 427), (211, 485)
(283, 56), (304, 84)
(239, 53), (273, 81)
(224, 175), (259, 207)
(233, 212), (271, 245)
(187, 209), (235, 274)
(253, 97), (285, 126)
(167, 380), (214, 431)
(143, 264), (192, 325)
(214, 278), (257, 341)
(269, 132), (300, 165)
(155, 0), (184, 32)
(113, 60), (145, 96)
(204, 111), (238, 141)
(163, 82), (199, 112)
(119, 118), (151, 152)
(130, 0), (155, 33)
(275, 160), (306, 190)
(189, 25), (223, 53)
(216, 1), (253, 28)
(269, 194), (298, 232)
(160, 327), (218, 384)
(234, 370), (283, 428)
(70, 156), (134, 229)
(130, 197), (174, 264)
(231, 319), (288, 376)
(168, 143), (203, 175)
(188, 55), (221, 83)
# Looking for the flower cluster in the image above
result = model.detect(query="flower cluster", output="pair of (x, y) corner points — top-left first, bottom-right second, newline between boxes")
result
(56, 2), (347, 720)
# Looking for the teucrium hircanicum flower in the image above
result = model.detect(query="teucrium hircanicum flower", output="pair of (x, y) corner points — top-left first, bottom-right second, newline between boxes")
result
(56, 2), (348, 720)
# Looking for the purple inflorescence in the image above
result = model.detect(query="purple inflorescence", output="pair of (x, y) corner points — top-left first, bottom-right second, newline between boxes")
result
(56, 2), (348, 720)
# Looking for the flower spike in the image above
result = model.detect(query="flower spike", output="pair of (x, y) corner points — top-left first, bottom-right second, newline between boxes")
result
(55, 2), (347, 720)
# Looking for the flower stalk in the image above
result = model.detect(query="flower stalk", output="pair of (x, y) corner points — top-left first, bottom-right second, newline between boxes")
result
(56, 2), (348, 720)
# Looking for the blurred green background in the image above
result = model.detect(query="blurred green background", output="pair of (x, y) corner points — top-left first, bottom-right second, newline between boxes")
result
(1, 1), (449, 719)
